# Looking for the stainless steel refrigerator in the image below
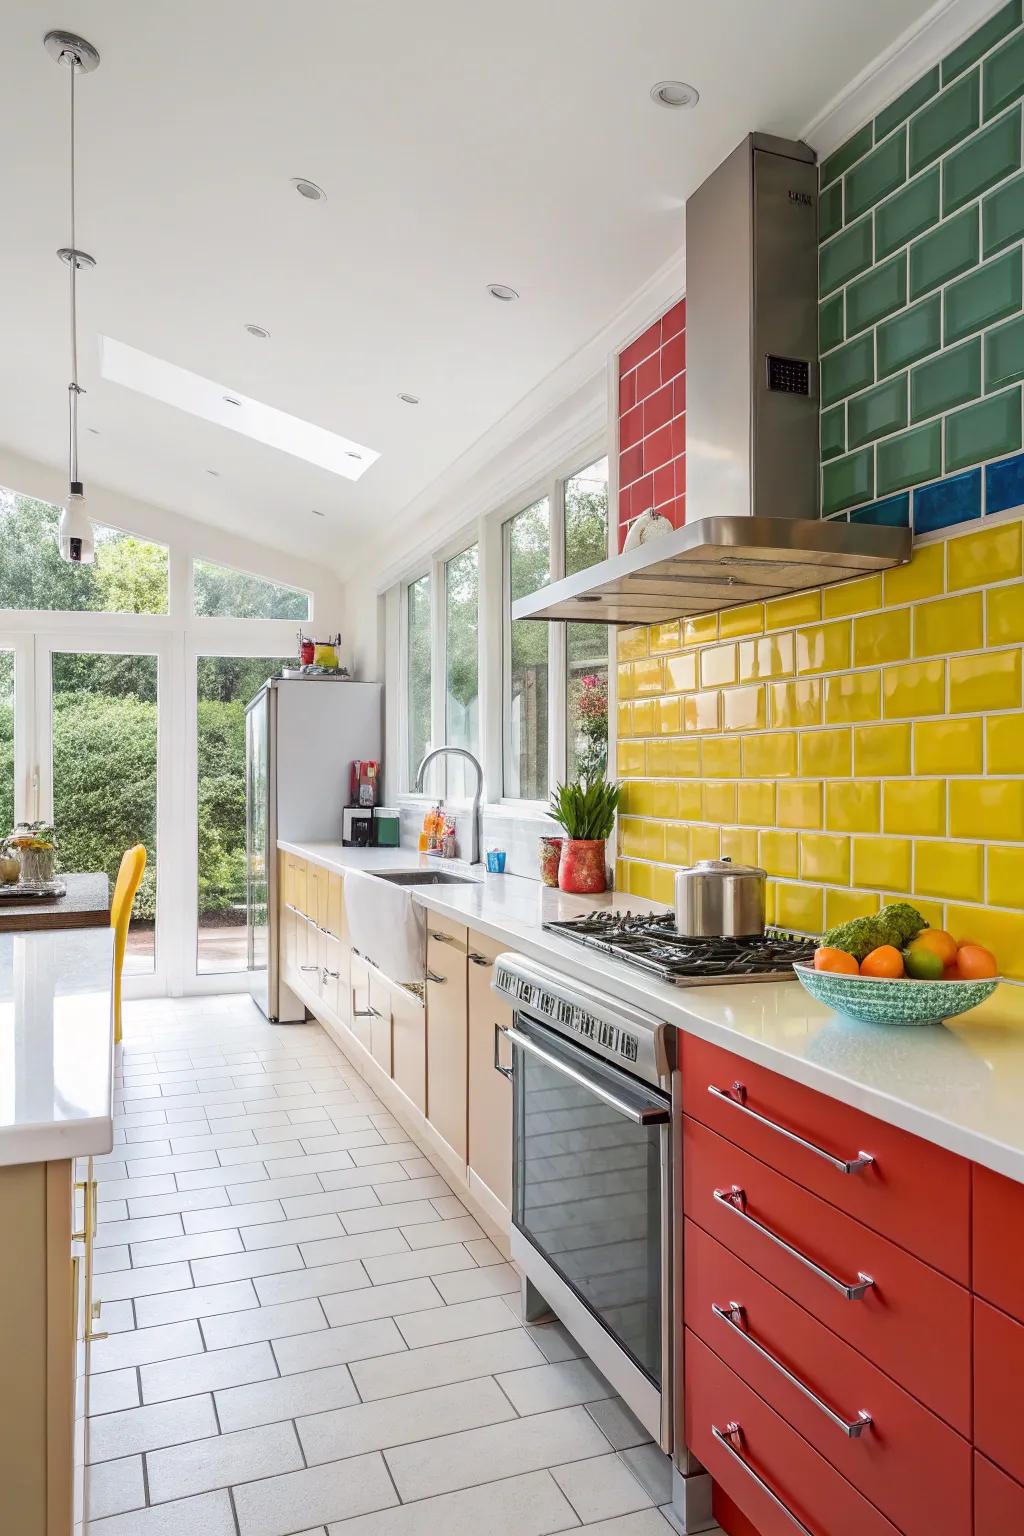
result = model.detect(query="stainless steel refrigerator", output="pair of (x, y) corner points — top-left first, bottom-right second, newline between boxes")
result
(245, 676), (383, 1022)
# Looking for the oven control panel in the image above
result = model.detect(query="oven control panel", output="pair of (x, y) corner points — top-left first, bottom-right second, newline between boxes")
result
(496, 965), (640, 1066)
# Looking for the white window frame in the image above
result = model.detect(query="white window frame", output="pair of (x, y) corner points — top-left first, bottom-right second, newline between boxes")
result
(191, 554), (313, 623)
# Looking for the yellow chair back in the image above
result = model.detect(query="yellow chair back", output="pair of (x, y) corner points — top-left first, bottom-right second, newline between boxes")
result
(110, 845), (146, 1045)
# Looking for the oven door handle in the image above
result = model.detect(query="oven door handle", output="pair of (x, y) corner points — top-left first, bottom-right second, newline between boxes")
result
(502, 1025), (670, 1125)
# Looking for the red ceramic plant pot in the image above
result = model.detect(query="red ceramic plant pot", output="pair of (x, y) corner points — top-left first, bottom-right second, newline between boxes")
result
(558, 838), (607, 894)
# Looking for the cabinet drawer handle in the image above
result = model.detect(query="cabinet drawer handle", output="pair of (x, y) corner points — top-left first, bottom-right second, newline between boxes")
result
(425, 970), (448, 985)
(71, 1253), (81, 1332)
(712, 1422), (814, 1536)
(322, 969), (340, 981)
(468, 952), (492, 966)
(708, 1083), (873, 1175)
(430, 930), (456, 944)
(711, 1303), (872, 1437)
(353, 1005), (382, 1020)
(299, 964), (319, 972)
(712, 1186), (874, 1301)
(494, 1022), (514, 1081)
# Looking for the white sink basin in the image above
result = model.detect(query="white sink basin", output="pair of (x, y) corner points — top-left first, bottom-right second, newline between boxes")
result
(343, 867), (428, 986)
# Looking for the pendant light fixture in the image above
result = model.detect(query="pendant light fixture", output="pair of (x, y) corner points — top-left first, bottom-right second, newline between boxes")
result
(45, 29), (100, 564)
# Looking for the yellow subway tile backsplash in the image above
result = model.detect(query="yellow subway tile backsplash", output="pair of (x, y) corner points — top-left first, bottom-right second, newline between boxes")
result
(823, 573), (883, 618)
(988, 583), (1024, 646)
(914, 594), (983, 658)
(618, 627), (648, 661)
(759, 830), (799, 879)
(947, 521), (1023, 591)
(722, 685), (767, 733)
(823, 670), (881, 723)
(738, 633), (795, 682)
(620, 819), (665, 861)
(721, 826), (760, 866)
(776, 781), (823, 830)
(988, 846), (1024, 909)
(650, 866), (677, 904)
(649, 620), (682, 654)
(647, 738), (700, 777)
(624, 860), (656, 898)
(853, 722), (912, 776)
(950, 779), (1024, 841)
(913, 717), (983, 776)
(681, 691), (719, 733)
(702, 736), (742, 777)
(770, 680), (823, 729)
(796, 621), (851, 676)
(631, 658), (665, 697)
(683, 615), (719, 647)
(949, 649), (1022, 713)
(628, 781), (678, 819)
(945, 904), (1024, 978)
(824, 888), (880, 927)
(677, 783), (703, 820)
(657, 696), (682, 734)
(618, 741), (645, 777)
(631, 699), (656, 735)
(915, 841), (985, 903)
(852, 836), (912, 892)
(719, 602), (765, 639)
(765, 591), (821, 631)
(690, 825), (722, 861)
(800, 832), (850, 885)
(737, 781), (776, 826)
(774, 881), (823, 933)
(664, 823), (692, 865)
(883, 780), (946, 837)
(664, 651), (698, 693)
(742, 732), (799, 778)
(700, 643), (737, 689)
(702, 781), (737, 825)
(826, 781), (881, 834)
(618, 664), (635, 700)
(800, 727), (851, 778)
(618, 701), (633, 737)
(884, 542), (944, 606)
(988, 713), (1024, 772)
(853, 608), (912, 668)
(882, 659), (946, 718)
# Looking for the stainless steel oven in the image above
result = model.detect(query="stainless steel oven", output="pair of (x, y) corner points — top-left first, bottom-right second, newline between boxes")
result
(493, 953), (674, 1452)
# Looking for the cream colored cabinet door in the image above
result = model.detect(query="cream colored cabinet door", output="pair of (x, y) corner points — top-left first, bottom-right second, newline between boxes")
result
(308, 863), (329, 928)
(350, 952), (373, 1052)
(325, 872), (343, 939)
(319, 932), (343, 1018)
(285, 854), (307, 915)
(467, 934), (513, 1212)
(391, 983), (426, 1114)
(367, 972), (394, 1075)
(426, 912), (469, 1163)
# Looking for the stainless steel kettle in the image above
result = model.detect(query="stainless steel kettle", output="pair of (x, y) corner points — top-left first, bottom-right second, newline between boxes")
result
(674, 857), (766, 938)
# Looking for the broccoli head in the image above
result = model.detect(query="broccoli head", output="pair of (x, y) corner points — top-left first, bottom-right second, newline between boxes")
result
(820, 901), (927, 961)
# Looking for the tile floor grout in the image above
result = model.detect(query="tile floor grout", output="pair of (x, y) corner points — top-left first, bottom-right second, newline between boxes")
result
(82, 993), (695, 1536)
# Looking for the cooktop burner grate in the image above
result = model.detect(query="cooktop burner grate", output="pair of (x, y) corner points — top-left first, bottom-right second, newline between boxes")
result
(543, 908), (817, 985)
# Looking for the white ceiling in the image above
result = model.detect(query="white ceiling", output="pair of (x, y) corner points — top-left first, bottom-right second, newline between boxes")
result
(1, 0), (935, 576)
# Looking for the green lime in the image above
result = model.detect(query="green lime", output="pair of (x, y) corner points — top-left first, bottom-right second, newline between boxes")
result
(903, 943), (944, 980)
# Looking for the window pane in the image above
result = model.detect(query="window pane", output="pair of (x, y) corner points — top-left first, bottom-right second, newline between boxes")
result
(51, 651), (158, 974)
(445, 546), (479, 799)
(196, 656), (292, 974)
(505, 498), (550, 800)
(406, 576), (432, 787)
(565, 457), (609, 576)
(0, 487), (168, 614)
(565, 460), (609, 779)
(0, 652), (13, 837)
(193, 559), (310, 620)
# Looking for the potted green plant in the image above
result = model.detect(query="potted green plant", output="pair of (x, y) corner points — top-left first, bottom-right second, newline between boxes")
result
(547, 777), (621, 894)
(7, 822), (58, 886)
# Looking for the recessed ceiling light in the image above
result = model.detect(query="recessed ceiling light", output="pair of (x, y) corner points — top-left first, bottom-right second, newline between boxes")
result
(487, 283), (519, 302)
(291, 177), (325, 202)
(397, 393), (420, 405)
(244, 324), (271, 340)
(311, 508), (325, 517)
(100, 337), (379, 481)
(650, 80), (699, 108)
(206, 468), (220, 477)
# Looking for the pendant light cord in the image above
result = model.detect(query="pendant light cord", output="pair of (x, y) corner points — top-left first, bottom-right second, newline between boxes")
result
(67, 49), (81, 487)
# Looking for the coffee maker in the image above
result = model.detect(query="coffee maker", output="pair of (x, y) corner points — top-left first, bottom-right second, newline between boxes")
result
(343, 761), (380, 846)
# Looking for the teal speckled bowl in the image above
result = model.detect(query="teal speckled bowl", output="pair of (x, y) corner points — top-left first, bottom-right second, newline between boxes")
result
(793, 963), (999, 1026)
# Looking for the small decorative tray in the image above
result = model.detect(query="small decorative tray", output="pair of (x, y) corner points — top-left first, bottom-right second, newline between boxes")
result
(0, 880), (67, 901)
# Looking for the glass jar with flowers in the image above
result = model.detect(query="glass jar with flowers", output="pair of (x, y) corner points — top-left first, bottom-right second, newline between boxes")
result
(7, 823), (59, 886)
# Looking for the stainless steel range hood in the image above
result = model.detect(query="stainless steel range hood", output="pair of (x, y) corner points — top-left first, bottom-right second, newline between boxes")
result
(512, 133), (911, 628)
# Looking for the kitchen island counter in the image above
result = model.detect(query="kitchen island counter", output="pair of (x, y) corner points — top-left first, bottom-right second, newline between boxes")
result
(0, 871), (110, 933)
(279, 839), (1024, 1183)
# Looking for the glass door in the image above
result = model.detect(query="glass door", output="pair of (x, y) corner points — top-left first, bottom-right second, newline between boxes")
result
(0, 635), (33, 834)
(35, 634), (169, 983)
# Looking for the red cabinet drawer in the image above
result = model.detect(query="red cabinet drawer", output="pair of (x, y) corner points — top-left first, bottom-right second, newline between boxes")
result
(684, 1330), (900, 1536)
(975, 1297), (1024, 1484)
(684, 1221), (971, 1536)
(973, 1163), (1024, 1320)
(681, 1034), (970, 1283)
(975, 1452), (1024, 1532)
(683, 1116), (972, 1434)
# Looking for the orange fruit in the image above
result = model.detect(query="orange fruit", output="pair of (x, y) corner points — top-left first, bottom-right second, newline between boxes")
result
(814, 946), (859, 975)
(912, 929), (958, 967)
(955, 943), (998, 980)
(943, 963), (964, 981)
(860, 945), (905, 978)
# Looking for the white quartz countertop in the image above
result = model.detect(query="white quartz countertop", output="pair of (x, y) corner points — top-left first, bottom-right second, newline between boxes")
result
(280, 840), (1024, 1182)
(0, 927), (115, 1165)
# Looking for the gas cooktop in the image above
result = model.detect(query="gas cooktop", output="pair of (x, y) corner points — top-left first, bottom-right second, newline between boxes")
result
(543, 908), (816, 985)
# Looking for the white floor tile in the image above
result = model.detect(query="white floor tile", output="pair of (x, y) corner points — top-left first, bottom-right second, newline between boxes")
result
(233, 1451), (397, 1536)
(272, 1318), (407, 1376)
(572, 1513), (678, 1536)
(296, 1230), (408, 1268)
(319, 1277), (444, 1330)
(338, 1200), (439, 1234)
(217, 1138), (304, 1165)
(125, 1187), (229, 1218)
(464, 1236), (504, 1266)
(318, 1163), (408, 1193)
(230, 1173), (324, 1202)
(584, 1397), (653, 1451)
(88, 1366), (141, 1415)
(141, 1341), (278, 1404)
(552, 1453), (654, 1523)
(131, 1228), (243, 1266)
(253, 1257), (369, 1305)
(134, 1277), (258, 1327)
(94, 1213), (184, 1248)
(398, 1214), (482, 1249)
(384, 1404), (610, 1501)
(432, 1262), (520, 1303)
(85, 1488), (236, 1536)
(89, 1319), (204, 1374)
(297, 1375), (516, 1465)
(242, 1213), (344, 1249)
(393, 1295), (521, 1349)
(94, 1261), (192, 1301)
(200, 1295), (327, 1349)
(371, 1173), (448, 1204)
(217, 1361), (359, 1432)
(86, 1454), (145, 1519)
(322, 1469), (576, 1536)
(350, 1327), (545, 1402)
(146, 1421), (303, 1503)
(190, 1244), (305, 1287)
(177, 1161), (267, 1190)
(93, 1244), (131, 1274)
(183, 1198), (283, 1234)
(88, 1394), (218, 1462)
(279, 1186), (382, 1220)
(361, 1243), (477, 1286)
(497, 1357), (614, 1414)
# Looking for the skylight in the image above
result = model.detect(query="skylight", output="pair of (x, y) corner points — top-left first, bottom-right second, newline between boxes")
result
(99, 338), (379, 481)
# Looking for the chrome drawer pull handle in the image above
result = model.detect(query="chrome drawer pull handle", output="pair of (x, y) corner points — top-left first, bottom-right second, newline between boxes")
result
(353, 1005), (382, 1020)
(430, 930), (456, 944)
(494, 1022), (514, 1081)
(468, 952), (492, 966)
(299, 964), (319, 972)
(708, 1084), (873, 1175)
(713, 1186), (874, 1301)
(425, 970), (448, 985)
(712, 1303), (872, 1437)
(712, 1422), (814, 1536)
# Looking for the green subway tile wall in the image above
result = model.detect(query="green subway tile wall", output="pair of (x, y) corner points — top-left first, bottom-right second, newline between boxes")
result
(819, 2), (1024, 532)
